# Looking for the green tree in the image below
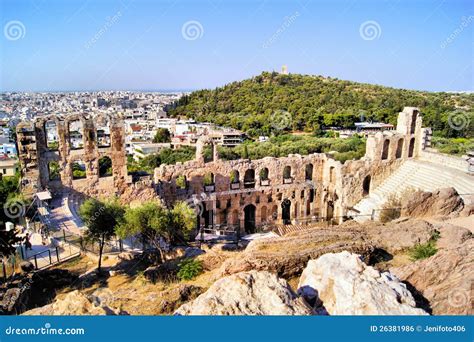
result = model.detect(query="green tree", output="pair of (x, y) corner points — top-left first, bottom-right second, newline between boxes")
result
(152, 128), (171, 143)
(116, 201), (171, 261)
(79, 198), (124, 272)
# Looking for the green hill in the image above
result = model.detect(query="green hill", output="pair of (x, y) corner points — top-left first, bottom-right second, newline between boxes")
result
(168, 72), (473, 139)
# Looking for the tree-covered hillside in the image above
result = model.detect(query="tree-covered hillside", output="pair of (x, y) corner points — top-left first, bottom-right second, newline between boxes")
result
(168, 72), (473, 139)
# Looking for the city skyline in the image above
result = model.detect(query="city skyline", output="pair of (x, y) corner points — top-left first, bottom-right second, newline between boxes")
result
(1, 0), (472, 92)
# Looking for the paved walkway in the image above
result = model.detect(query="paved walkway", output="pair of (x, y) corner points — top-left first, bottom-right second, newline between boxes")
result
(22, 232), (80, 269)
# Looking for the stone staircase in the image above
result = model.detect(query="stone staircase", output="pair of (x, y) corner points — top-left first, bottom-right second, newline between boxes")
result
(352, 159), (474, 222)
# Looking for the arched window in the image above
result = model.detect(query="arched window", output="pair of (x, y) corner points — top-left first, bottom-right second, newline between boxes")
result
(72, 160), (86, 180)
(410, 111), (418, 134)
(69, 120), (84, 150)
(260, 168), (270, 186)
(45, 120), (59, 150)
(48, 161), (60, 181)
(305, 163), (313, 181)
(230, 170), (239, 184)
(203, 172), (215, 191)
(99, 156), (112, 178)
(329, 166), (335, 183)
(395, 138), (404, 159)
(408, 138), (415, 157)
(381, 139), (390, 160)
(362, 175), (371, 196)
(283, 166), (292, 183)
(244, 169), (255, 188)
(97, 116), (111, 148)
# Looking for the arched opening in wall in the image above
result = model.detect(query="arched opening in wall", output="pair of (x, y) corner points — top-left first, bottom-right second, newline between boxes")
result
(203, 144), (214, 163)
(98, 156), (112, 178)
(329, 166), (335, 183)
(408, 138), (415, 158)
(281, 199), (291, 224)
(69, 120), (84, 150)
(294, 202), (299, 219)
(244, 169), (255, 188)
(283, 166), (292, 183)
(362, 175), (371, 196)
(410, 111), (418, 134)
(48, 161), (60, 181)
(396, 138), (404, 159)
(203, 172), (215, 191)
(244, 204), (256, 234)
(72, 160), (86, 180)
(261, 206), (267, 224)
(306, 200), (311, 216)
(203, 202), (214, 227)
(260, 167), (270, 186)
(230, 170), (239, 184)
(327, 201), (334, 221)
(96, 117), (111, 148)
(305, 164), (313, 181)
(45, 120), (59, 150)
(381, 139), (390, 160)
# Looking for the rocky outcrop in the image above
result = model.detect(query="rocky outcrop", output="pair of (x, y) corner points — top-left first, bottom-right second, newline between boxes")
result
(217, 219), (435, 279)
(297, 251), (428, 315)
(363, 219), (436, 253)
(175, 271), (313, 315)
(157, 284), (203, 314)
(401, 188), (464, 218)
(23, 290), (119, 315)
(391, 225), (473, 315)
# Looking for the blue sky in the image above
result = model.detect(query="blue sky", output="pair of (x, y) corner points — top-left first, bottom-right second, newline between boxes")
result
(0, 0), (472, 92)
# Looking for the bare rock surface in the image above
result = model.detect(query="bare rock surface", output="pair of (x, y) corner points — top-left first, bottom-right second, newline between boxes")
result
(23, 290), (117, 315)
(175, 270), (313, 315)
(217, 219), (435, 279)
(391, 225), (473, 315)
(297, 251), (428, 315)
(401, 187), (464, 219)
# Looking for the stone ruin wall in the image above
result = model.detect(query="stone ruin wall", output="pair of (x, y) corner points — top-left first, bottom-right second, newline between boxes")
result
(154, 107), (425, 231)
(16, 113), (131, 198)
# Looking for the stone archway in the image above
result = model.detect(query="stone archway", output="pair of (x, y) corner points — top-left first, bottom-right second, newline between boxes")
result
(327, 201), (334, 221)
(281, 199), (291, 224)
(244, 204), (256, 234)
(408, 137), (415, 157)
(362, 175), (371, 196)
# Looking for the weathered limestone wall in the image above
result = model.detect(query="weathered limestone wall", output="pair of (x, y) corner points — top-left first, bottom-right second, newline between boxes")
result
(154, 107), (426, 232)
(17, 113), (131, 198)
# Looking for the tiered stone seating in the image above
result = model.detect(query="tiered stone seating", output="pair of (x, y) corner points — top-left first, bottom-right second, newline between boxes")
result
(353, 159), (474, 222)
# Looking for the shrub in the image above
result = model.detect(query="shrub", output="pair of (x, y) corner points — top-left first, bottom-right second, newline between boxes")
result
(408, 231), (439, 261)
(379, 194), (401, 223)
(177, 258), (203, 281)
(408, 241), (437, 260)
